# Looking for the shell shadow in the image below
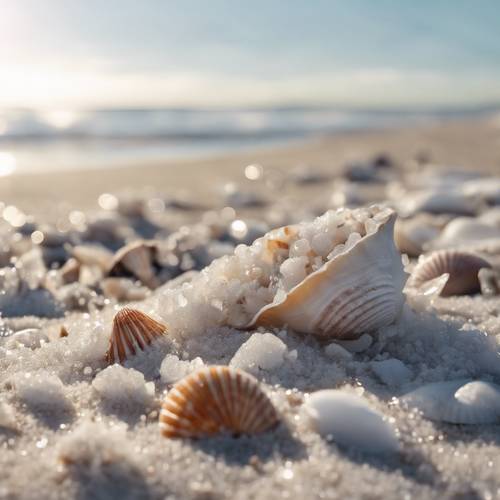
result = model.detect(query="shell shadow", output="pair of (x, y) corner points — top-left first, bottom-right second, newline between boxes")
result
(189, 424), (307, 466)
(67, 460), (155, 500)
(329, 443), (442, 487)
(25, 404), (75, 431)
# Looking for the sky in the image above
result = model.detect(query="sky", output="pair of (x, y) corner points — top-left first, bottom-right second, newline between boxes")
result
(1, 0), (500, 109)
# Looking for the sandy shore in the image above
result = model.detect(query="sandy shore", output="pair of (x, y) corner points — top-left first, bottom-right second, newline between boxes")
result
(1, 117), (499, 500)
(2, 117), (499, 213)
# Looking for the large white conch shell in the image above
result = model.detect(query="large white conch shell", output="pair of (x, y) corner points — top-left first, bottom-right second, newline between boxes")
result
(248, 212), (407, 339)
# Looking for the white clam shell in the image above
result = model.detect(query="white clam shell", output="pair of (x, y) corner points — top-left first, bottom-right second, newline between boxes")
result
(394, 215), (441, 257)
(249, 212), (407, 340)
(304, 390), (399, 454)
(396, 189), (480, 218)
(402, 380), (500, 424)
(407, 250), (491, 296)
(430, 217), (500, 251)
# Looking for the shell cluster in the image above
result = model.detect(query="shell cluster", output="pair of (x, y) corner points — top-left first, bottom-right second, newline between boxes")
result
(159, 366), (279, 438)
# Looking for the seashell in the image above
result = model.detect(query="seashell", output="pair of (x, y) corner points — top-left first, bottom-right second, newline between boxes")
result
(407, 250), (491, 296)
(393, 214), (442, 257)
(159, 365), (279, 438)
(59, 325), (69, 338)
(462, 178), (500, 205)
(101, 277), (150, 302)
(304, 390), (399, 453)
(59, 258), (81, 285)
(105, 308), (168, 365)
(71, 244), (114, 270)
(430, 217), (500, 251)
(396, 189), (480, 217)
(402, 380), (500, 424)
(249, 211), (407, 340)
(478, 267), (500, 297)
(108, 240), (159, 289)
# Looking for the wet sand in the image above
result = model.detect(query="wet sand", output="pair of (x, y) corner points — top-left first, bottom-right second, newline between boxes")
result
(2, 117), (499, 214)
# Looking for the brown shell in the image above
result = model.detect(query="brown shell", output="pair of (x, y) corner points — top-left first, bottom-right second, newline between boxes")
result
(408, 250), (491, 296)
(105, 308), (167, 364)
(108, 241), (159, 289)
(159, 366), (279, 438)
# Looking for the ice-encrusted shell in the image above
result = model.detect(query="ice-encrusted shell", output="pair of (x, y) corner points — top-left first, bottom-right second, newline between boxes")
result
(105, 308), (167, 365)
(108, 240), (159, 289)
(159, 365), (279, 438)
(249, 212), (407, 340)
(402, 380), (500, 424)
(407, 250), (491, 296)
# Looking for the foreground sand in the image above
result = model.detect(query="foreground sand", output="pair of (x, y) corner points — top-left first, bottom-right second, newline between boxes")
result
(1, 117), (499, 214)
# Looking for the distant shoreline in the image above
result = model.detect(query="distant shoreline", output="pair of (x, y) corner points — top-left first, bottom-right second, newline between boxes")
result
(0, 116), (497, 215)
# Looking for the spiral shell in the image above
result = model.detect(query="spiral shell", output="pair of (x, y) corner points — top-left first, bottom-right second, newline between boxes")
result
(159, 366), (279, 438)
(105, 308), (168, 365)
(408, 250), (491, 296)
(249, 211), (407, 340)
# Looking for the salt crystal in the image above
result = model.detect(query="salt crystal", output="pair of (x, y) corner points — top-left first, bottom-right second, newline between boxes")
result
(92, 365), (155, 409)
(160, 355), (204, 384)
(324, 343), (353, 361)
(230, 333), (287, 375)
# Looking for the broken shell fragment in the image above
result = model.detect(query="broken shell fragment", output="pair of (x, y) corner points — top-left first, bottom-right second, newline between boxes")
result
(249, 211), (407, 339)
(407, 250), (491, 296)
(159, 365), (279, 438)
(105, 308), (168, 365)
(108, 240), (159, 289)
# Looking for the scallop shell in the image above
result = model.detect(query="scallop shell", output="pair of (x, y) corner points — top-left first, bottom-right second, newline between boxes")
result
(407, 250), (491, 296)
(249, 211), (407, 340)
(402, 380), (500, 424)
(108, 240), (159, 289)
(159, 365), (279, 438)
(105, 308), (167, 365)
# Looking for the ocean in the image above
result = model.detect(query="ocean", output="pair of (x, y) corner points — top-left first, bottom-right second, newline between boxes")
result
(0, 106), (494, 175)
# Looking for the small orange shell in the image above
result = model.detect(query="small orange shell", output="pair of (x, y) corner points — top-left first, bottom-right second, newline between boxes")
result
(159, 366), (279, 438)
(408, 250), (491, 296)
(105, 308), (167, 365)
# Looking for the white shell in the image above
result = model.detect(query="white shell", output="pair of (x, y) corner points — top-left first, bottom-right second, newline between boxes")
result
(394, 215), (441, 257)
(108, 240), (159, 289)
(407, 250), (491, 296)
(402, 380), (500, 424)
(462, 178), (500, 205)
(159, 365), (279, 438)
(396, 189), (480, 217)
(304, 390), (399, 454)
(431, 217), (500, 250)
(249, 212), (407, 340)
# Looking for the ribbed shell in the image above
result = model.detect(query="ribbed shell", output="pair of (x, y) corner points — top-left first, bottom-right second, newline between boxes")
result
(408, 250), (491, 296)
(159, 366), (279, 438)
(105, 308), (167, 365)
(402, 380), (500, 424)
(249, 212), (407, 340)
(108, 241), (159, 289)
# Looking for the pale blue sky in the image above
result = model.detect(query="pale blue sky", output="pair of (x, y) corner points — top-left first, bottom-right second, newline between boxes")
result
(1, 0), (499, 108)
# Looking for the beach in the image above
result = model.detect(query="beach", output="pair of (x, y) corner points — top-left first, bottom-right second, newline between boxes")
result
(1, 116), (499, 214)
(0, 116), (499, 500)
